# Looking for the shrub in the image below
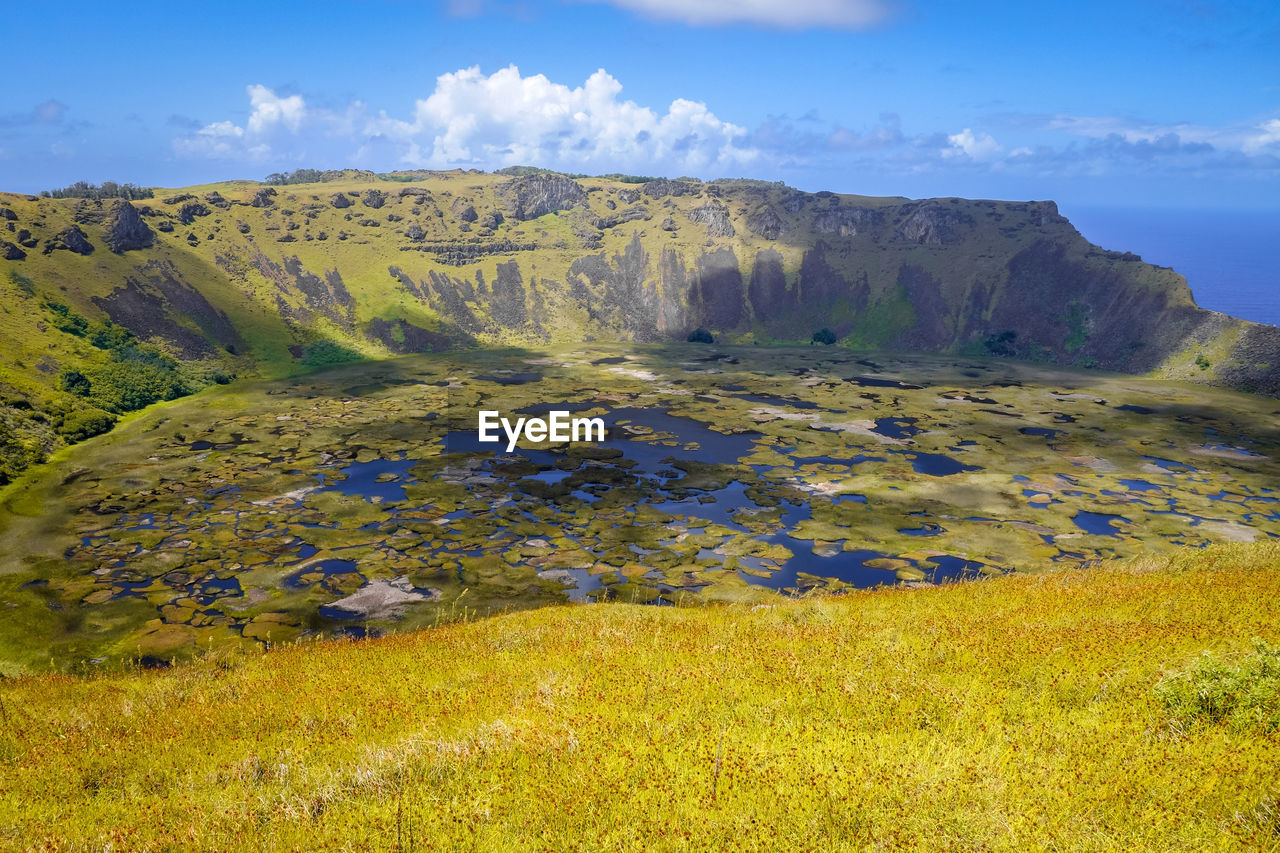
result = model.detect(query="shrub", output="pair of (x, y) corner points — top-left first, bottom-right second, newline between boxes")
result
(1155, 639), (1280, 733)
(89, 320), (135, 351)
(85, 360), (189, 413)
(686, 328), (714, 344)
(984, 329), (1018, 357)
(45, 301), (89, 337)
(58, 409), (117, 442)
(301, 340), (363, 367)
(58, 369), (92, 397)
(812, 328), (837, 345)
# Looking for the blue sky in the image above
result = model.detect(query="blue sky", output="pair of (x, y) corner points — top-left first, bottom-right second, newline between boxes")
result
(2, 0), (1278, 210)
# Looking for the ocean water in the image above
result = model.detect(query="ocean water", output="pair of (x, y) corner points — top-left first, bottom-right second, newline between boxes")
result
(1066, 207), (1280, 329)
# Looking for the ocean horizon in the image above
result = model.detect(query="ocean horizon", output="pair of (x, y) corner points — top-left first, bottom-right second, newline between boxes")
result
(1067, 206), (1279, 329)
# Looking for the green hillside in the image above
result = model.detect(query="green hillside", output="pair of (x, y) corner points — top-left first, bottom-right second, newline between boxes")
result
(3, 168), (1277, 486)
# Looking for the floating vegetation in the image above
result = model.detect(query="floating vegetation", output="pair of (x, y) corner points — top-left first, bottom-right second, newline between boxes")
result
(2, 343), (1278, 669)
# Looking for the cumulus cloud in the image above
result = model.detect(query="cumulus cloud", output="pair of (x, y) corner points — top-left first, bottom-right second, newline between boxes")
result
(944, 128), (1002, 161)
(173, 85), (309, 162)
(175, 67), (756, 175)
(578, 0), (891, 29)
(246, 85), (305, 134)
(1243, 118), (1280, 154)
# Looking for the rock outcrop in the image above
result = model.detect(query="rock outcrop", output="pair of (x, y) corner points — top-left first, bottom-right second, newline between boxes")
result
(42, 226), (93, 255)
(176, 202), (210, 225)
(642, 178), (700, 198)
(688, 202), (735, 237)
(105, 202), (155, 253)
(498, 174), (587, 220)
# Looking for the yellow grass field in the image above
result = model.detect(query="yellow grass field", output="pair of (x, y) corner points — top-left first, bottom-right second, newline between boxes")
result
(2, 543), (1278, 851)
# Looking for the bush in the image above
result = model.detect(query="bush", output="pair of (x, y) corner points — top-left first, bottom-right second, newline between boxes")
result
(686, 328), (714, 344)
(1155, 639), (1280, 733)
(0, 420), (43, 486)
(59, 369), (92, 397)
(45, 301), (89, 337)
(58, 409), (117, 442)
(85, 359), (189, 413)
(812, 328), (837, 345)
(984, 329), (1018, 357)
(301, 340), (363, 367)
(89, 320), (135, 351)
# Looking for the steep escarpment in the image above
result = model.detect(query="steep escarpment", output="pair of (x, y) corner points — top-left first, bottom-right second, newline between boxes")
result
(0, 169), (1275, 483)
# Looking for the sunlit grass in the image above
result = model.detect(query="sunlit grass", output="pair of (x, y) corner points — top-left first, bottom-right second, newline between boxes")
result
(2, 542), (1278, 850)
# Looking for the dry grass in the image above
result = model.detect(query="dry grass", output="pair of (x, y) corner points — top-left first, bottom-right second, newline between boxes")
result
(2, 542), (1279, 851)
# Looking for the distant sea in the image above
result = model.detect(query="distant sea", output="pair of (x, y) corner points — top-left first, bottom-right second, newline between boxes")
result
(1066, 207), (1279, 329)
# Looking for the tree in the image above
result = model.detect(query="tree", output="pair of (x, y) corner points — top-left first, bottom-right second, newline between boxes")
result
(812, 328), (837, 345)
(58, 369), (91, 397)
(686, 328), (714, 344)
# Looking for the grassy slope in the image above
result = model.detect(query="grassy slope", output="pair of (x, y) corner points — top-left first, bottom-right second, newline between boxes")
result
(2, 543), (1277, 851)
(3, 172), (1269, 488)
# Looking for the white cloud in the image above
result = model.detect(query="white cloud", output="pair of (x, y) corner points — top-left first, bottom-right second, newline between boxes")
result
(173, 85), (305, 162)
(381, 66), (756, 173)
(944, 128), (1002, 161)
(177, 67), (756, 175)
(578, 0), (891, 28)
(246, 84), (305, 134)
(1243, 118), (1280, 154)
(1042, 114), (1221, 146)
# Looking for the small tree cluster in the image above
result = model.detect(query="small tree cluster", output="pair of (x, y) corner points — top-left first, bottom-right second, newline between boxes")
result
(40, 181), (153, 200)
(264, 169), (326, 185)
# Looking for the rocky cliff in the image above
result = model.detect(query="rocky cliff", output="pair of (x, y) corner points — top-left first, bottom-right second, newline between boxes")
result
(0, 169), (1276, 482)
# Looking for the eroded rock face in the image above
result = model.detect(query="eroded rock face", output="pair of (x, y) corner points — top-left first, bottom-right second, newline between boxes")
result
(498, 174), (587, 220)
(688, 202), (735, 237)
(594, 206), (648, 230)
(92, 260), (242, 357)
(693, 248), (745, 329)
(106, 201), (155, 253)
(896, 200), (972, 245)
(363, 189), (387, 209)
(43, 225), (94, 255)
(177, 202), (211, 225)
(747, 207), (785, 240)
(813, 204), (882, 237)
(642, 178), (700, 198)
(397, 187), (432, 202)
